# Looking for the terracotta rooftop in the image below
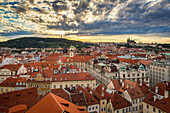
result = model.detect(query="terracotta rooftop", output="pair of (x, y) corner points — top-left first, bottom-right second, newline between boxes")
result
(0, 77), (26, 87)
(151, 82), (170, 96)
(0, 87), (38, 111)
(1, 64), (22, 71)
(77, 86), (99, 105)
(25, 92), (88, 113)
(110, 92), (131, 110)
(143, 94), (170, 113)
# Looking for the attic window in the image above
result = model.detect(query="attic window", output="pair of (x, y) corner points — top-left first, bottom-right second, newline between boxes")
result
(149, 98), (153, 101)
(131, 92), (134, 96)
(61, 103), (69, 107)
(162, 101), (167, 104)
(91, 99), (94, 103)
(4, 95), (8, 99)
(80, 99), (83, 103)
(28, 91), (32, 94)
(77, 108), (85, 111)
(136, 91), (140, 94)
(16, 93), (20, 96)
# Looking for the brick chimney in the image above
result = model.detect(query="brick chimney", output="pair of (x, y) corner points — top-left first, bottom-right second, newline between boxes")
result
(164, 90), (169, 98)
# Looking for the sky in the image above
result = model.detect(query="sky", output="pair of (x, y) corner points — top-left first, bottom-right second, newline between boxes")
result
(0, 0), (170, 43)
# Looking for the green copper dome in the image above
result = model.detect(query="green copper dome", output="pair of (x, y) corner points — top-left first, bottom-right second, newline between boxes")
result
(138, 64), (145, 70)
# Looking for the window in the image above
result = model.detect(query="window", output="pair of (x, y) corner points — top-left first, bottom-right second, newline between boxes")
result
(126, 108), (128, 112)
(136, 106), (137, 111)
(136, 99), (138, 103)
(153, 108), (155, 112)
(96, 106), (98, 109)
(47, 85), (50, 88)
(117, 110), (119, 113)
(133, 107), (135, 111)
(1, 88), (3, 92)
(92, 107), (94, 110)
(108, 108), (110, 112)
(87, 84), (89, 87)
(123, 109), (125, 113)
(128, 74), (130, 77)
(43, 85), (45, 88)
(159, 110), (161, 113)
(6, 88), (8, 92)
(10, 88), (13, 91)
(147, 105), (149, 109)
(103, 102), (105, 104)
(123, 74), (125, 78)
(129, 107), (131, 111)
(65, 85), (68, 88)
(89, 107), (91, 111)
(60, 85), (62, 88)
(53, 85), (56, 89)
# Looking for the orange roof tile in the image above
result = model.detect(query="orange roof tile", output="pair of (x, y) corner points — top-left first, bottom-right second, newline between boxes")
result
(25, 92), (88, 113)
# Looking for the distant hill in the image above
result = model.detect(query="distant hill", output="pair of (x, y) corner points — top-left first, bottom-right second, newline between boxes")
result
(0, 37), (94, 49)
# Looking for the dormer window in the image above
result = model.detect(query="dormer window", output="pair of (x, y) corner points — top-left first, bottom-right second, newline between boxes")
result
(16, 82), (19, 85)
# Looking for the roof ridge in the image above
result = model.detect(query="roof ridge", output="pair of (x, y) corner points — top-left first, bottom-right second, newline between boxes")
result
(50, 93), (65, 112)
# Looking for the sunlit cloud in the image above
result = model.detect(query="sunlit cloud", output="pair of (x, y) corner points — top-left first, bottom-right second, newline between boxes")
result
(0, 0), (169, 42)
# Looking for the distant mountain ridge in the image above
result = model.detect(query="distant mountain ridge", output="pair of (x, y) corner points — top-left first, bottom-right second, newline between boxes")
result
(0, 37), (93, 49)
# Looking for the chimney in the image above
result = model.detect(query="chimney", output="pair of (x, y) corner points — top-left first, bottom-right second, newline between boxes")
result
(102, 92), (104, 97)
(154, 95), (157, 101)
(90, 91), (92, 94)
(164, 90), (169, 98)
(155, 86), (158, 94)
(122, 81), (124, 88)
(102, 86), (105, 91)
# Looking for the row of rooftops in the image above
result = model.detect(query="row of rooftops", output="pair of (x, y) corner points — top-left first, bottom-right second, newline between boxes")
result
(0, 78), (169, 113)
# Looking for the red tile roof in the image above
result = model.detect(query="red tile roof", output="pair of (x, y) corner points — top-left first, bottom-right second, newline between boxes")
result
(25, 92), (88, 113)
(110, 79), (145, 99)
(0, 77), (26, 87)
(53, 73), (95, 82)
(1, 64), (22, 71)
(0, 87), (38, 108)
(77, 86), (99, 105)
(51, 88), (70, 101)
(151, 82), (170, 96)
(143, 94), (170, 112)
(110, 92), (131, 110)
(8, 104), (27, 113)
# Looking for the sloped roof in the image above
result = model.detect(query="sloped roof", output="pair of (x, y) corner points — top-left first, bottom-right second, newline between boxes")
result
(51, 88), (70, 101)
(0, 87), (38, 108)
(1, 64), (22, 71)
(77, 86), (99, 105)
(151, 82), (170, 96)
(25, 92), (88, 113)
(110, 92), (131, 110)
(0, 77), (26, 87)
(143, 94), (170, 113)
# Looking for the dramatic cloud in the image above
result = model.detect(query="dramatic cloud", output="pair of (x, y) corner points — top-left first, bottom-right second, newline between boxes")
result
(0, 0), (170, 41)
